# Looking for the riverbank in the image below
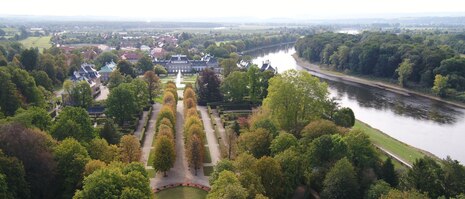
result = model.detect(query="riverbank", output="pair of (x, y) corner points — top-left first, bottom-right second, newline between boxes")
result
(354, 120), (440, 168)
(293, 54), (465, 109)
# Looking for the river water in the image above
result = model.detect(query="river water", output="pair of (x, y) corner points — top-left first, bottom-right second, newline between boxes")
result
(251, 45), (465, 163)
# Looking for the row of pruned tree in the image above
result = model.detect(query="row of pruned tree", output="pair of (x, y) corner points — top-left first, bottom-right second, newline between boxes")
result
(184, 84), (205, 175)
(152, 82), (177, 176)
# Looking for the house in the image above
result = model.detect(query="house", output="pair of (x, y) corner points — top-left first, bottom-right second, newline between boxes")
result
(121, 52), (140, 63)
(140, 45), (151, 52)
(260, 60), (276, 73)
(98, 61), (116, 82)
(153, 54), (221, 74)
(70, 63), (101, 97)
(150, 47), (166, 59)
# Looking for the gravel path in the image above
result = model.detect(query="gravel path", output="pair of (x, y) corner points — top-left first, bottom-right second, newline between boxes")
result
(198, 106), (221, 165)
(140, 103), (161, 167)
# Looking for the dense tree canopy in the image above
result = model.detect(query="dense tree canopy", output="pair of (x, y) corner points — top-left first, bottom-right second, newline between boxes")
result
(196, 68), (222, 105)
(263, 70), (329, 134)
(50, 106), (96, 142)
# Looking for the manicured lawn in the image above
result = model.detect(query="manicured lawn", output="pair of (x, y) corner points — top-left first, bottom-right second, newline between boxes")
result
(20, 36), (52, 52)
(203, 146), (212, 163)
(148, 149), (155, 167)
(354, 120), (427, 165)
(155, 186), (207, 199)
(147, 168), (156, 178)
(203, 166), (214, 176)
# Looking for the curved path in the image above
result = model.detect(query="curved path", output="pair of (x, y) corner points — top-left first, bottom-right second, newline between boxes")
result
(151, 95), (209, 189)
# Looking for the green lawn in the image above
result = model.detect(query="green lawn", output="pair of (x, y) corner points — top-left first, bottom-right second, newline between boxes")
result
(354, 120), (427, 165)
(147, 168), (156, 178)
(20, 36), (52, 52)
(148, 149), (155, 167)
(204, 146), (212, 163)
(155, 186), (207, 199)
(203, 166), (214, 176)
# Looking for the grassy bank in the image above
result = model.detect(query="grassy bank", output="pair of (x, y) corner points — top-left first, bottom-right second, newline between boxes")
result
(354, 120), (432, 166)
(20, 36), (52, 52)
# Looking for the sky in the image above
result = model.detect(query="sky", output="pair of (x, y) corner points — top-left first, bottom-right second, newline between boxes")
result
(2, 0), (465, 20)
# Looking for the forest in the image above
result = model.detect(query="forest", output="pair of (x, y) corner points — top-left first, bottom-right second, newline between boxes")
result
(295, 32), (465, 101)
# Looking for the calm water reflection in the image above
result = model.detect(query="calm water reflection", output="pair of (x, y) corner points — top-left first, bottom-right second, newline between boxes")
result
(251, 45), (465, 163)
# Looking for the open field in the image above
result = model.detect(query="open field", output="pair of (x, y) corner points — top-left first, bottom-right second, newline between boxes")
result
(20, 36), (52, 52)
(154, 186), (207, 199)
(354, 120), (431, 166)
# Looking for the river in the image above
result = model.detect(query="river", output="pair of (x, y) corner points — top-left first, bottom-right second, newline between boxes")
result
(251, 44), (465, 163)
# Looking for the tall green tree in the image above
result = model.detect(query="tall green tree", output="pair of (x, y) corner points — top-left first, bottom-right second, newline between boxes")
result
(74, 163), (153, 199)
(117, 60), (136, 78)
(220, 58), (237, 77)
(254, 156), (284, 199)
(136, 55), (153, 73)
(406, 156), (445, 198)
(263, 70), (328, 134)
(54, 138), (90, 199)
(106, 85), (138, 125)
(321, 157), (359, 199)
(208, 170), (247, 199)
(108, 70), (126, 90)
(154, 65), (167, 76)
(442, 157), (465, 198)
(143, 71), (161, 103)
(221, 71), (248, 102)
(396, 59), (414, 87)
(274, 147), (303, 198)
(94, 51), (119, 69)
(0, 68), (20, 116)
(99, 118), (121, 145)
(432, 74), (449, 97)
(8, 106), (52, 131)
(20, 48), (39, 71)
(152, 135), (175, 176)
(0, 150), (29, 199)
(381, 158), (398, 187)
(269, 132), (298, 155)
(51, 106), (96, 142)
(71, 81), (93, 108)
(31, 70), (53, 91)
(237, 128), (272, 158)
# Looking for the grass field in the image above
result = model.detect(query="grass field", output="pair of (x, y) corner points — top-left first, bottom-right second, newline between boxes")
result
(20, 36), (52, 52)
(155, 186), (207, 199)
(203, 166), (214, 176)
(147, 168), (156, 178)
(148, 149), (155, 166)
(203, 146), (212, 163)
(354, 120), (428, 165)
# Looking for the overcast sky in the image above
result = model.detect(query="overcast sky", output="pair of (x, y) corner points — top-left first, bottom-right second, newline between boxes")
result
(2, 0), (465, 20)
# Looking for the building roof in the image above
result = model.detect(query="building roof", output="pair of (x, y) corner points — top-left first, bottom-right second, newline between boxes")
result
(121, 52), (141, 60)
(99, 61), (116, 73)
(260, 60), (276, 72)
(71, 63), (101, 87)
